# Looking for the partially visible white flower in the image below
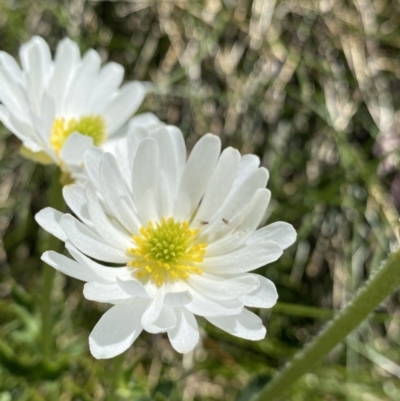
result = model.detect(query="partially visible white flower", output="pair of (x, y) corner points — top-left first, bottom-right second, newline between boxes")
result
(35, 125), (296, 359)
(0, 36), (160, 179)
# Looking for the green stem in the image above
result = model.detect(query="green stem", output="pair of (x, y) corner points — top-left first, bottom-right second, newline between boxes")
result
(39, 264), (56, 357)
(39, 169), (64, 358)
(253, 249), (400, 401)
(109, 352), (125, 398)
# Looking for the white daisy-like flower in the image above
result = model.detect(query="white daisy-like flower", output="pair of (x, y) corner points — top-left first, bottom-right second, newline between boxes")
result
(0, 36), (160, 179)
(35, 125), (296, 359)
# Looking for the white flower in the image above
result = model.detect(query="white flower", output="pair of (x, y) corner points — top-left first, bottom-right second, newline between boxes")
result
(0, 36), (160, 179)
(35, 125), (296, 359)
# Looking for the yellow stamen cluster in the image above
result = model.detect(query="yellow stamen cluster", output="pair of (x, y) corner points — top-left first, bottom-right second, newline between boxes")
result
(127, 218), (207, 286)
(50, 115), (106, 154)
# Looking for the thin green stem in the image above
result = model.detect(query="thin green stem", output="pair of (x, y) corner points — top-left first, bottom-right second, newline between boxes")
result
(39, 264), (56, 358)
(109, 352), (125, 399)
(253, 249), (400, 401)
(39, 169), (64, 358)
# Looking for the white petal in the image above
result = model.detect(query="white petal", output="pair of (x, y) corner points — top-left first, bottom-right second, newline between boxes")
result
(206, 308), (266, 340)
(0, 51), (23, 83)
(221, 167), (269, 219)
(199, 210), (244, 245)
(27, 102), (53, 149)
(35, 207), (67, 241)
(201, 242), (283, 274)
(239, 275), (278, 308)
(140, 294), (163, 333)
(62, 184), (93, 227)
(126, 125), (150, 160)
(116, 277), (150, 299)
(64, 49), (101, 115)
(151, 307), (177, 333)
(0, 66), (28, 116)
(65, 243), (129, 282)
(60, 133), (94, 165)
(48, 37), (80, 111)
(156, 171), (173, 218)
(194, 147), (240, 225)
(188, 273), (259, 301)
(83, 282), (131, 303)
(129, 112), (162, 129)
(200, 168), (270, 241)
(118, 126), (150, 184)
(205, 232), (247, 257)
(165, 125), (186, 179)
(88, 62), (124, 111)
(105, 136), (131, 187)
(83, 147), (103, 191)
(0, 110), (43, 151)
(150, 127), (182, 215)
(236, 188), (271, 233)
(89, 297), (147, 359)
(60, 214), (130, 263)
(168, 308), (199, 353)
(248, 222), (297, 250)
(118, 198), (143, 235)
(99, 152), (142, 234)
(141, 295), (177, 333)
(230, 154), (261, 193)
(131, 137), (159, 223)
(102, 81), (146, 134)
(186, 293), (243, 317)
(84, 183), (131, 249)
(164, 291), (193, 307)
(19, 36), (51, 111)
(36, 93), (57, 145)
(42, 250), (109, 283)
(174, 134), (221, 220)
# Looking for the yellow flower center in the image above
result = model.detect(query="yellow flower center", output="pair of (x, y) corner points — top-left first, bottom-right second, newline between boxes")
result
(127, 218), (207, 286)
(50, 115), (106, 154)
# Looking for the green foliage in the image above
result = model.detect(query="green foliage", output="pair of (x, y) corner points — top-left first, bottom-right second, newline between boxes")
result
(1, 0), (400, 400)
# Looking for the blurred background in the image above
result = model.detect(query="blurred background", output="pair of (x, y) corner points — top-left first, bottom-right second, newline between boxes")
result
(1, 0), (400, 400)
